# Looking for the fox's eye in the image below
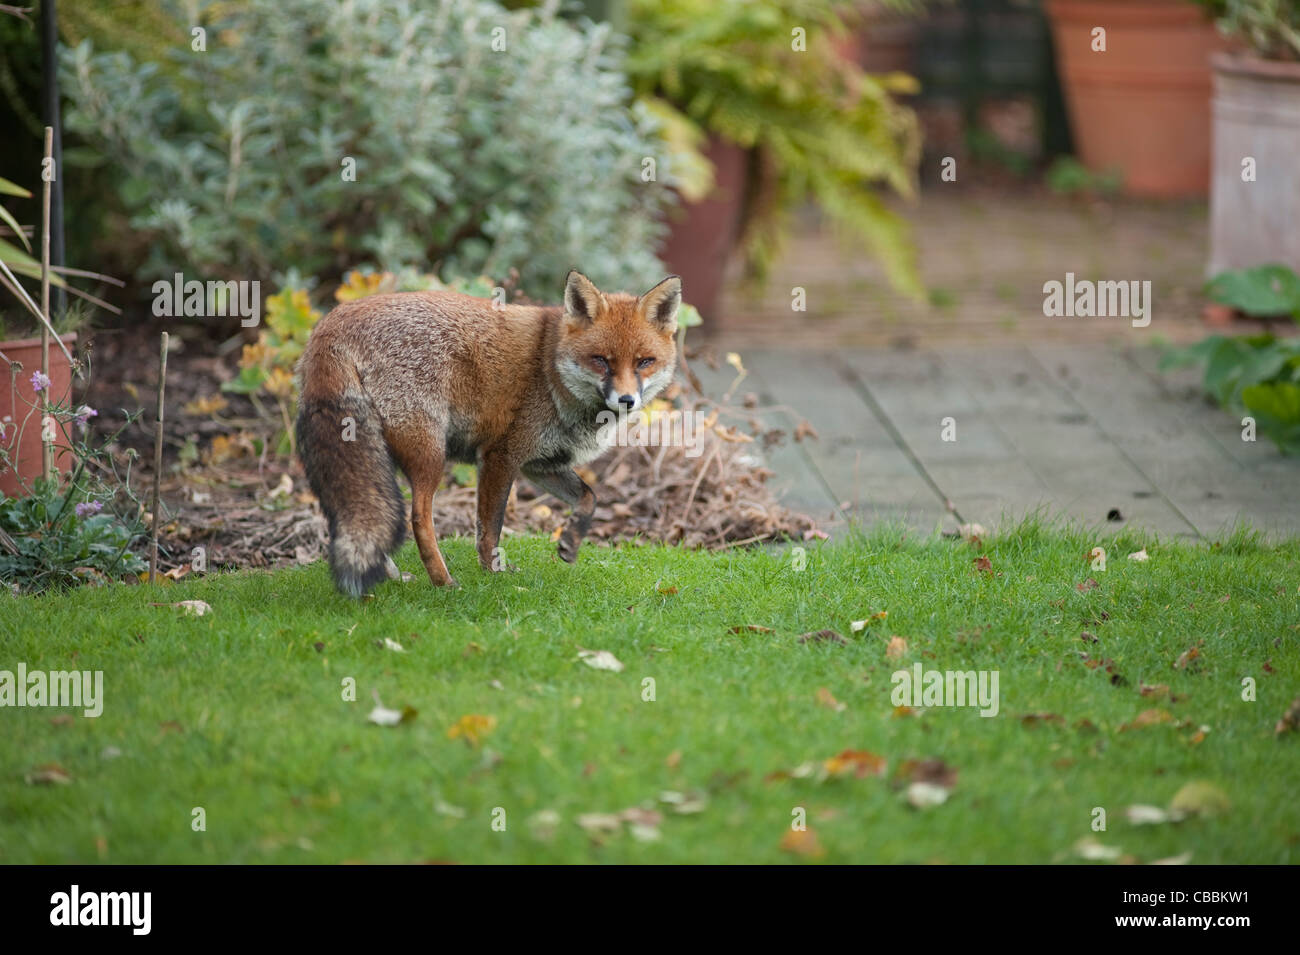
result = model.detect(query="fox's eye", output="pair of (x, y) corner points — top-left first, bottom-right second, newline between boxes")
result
(590, 355), (610, 371)
(637, 358), (655, 370)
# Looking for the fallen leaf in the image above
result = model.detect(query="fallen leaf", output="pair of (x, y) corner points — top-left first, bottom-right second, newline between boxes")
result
(434, 797), (467, 818)
(1170, 781), (1230, 817)
(367, 690), (417, 727)
(1127, 549), (1149, 562)
(1076, 578), (1099, 593)
(447, 714), (497, 746)
(576, 812), (622, 834)
(906, 781), (950, 808)
(779, 827), (825, 858)
(1173, 642), (1204, 671)
(815, 687), (846, 712)
(1139, 683), (1170, 699)
(528, 809), (561, 840)
(658, 790), (708, 814)
(1126, 804), (1178, 825)
(728, 624), (774, 635)
(382, 638), (406, 653)
(1074, 836), (1123, 861)
(799, 629), (847, 645)
(1276, 697), (1300, 736)
(577, 649), (624, 672)
(824, 749), (887, 779)
(173, 600), (212, 616)
(850, 612), (888, 632)
(885, 636), (907, 661)
(973, 555), (992, 575)
(894, 758), (958, 789)
(25, 763), (72, 785)
(1020, 712), (1066, 728)
(1119, 708), (1172, 732)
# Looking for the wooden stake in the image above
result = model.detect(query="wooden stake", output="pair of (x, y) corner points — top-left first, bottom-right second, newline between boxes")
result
(40, 125), (52, 481)
(149, 331), (169, 583)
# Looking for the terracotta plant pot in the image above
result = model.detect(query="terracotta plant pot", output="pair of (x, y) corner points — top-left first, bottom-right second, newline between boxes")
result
(1045, 0), (1227, 198)
(658, 136), (748, 325)
(0, 333), (78, 498)
(1209, 53), (1300, 276)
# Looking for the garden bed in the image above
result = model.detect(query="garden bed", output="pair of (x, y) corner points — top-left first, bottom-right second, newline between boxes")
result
(80, 322), (821, 576)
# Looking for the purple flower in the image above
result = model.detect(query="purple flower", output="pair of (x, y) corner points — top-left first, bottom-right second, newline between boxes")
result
(75, 500), (103, 519)
(75, 405), (98, 430)
(30, 370), (50, 393)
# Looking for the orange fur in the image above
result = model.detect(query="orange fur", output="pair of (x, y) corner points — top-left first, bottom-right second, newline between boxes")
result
(295, 271), (680, 596)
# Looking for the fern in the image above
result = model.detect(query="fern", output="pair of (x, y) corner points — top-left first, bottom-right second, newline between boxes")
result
(624, 0), (924, 296)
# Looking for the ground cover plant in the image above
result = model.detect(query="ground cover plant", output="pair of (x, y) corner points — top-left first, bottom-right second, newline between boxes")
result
(2, 520), (1296, 863)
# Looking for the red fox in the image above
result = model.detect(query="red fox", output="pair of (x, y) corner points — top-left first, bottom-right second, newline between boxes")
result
(295, 270), (681, 596)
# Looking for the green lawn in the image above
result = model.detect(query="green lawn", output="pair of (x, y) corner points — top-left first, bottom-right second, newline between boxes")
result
(2, 521), (1297, 863)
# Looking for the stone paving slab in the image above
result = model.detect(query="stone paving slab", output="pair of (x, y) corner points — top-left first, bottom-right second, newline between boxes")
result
(731, 343), (1299, 539)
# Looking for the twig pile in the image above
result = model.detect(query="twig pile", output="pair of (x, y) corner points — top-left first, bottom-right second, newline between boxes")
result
(153, 357), (821, 573)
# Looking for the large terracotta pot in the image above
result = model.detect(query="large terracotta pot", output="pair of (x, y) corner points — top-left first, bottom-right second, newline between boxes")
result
(0, 333), (77, 497)
(1209, 53), (1300, 276)
(1046, 0), (1227, 198)
(658, 135), (748, 325)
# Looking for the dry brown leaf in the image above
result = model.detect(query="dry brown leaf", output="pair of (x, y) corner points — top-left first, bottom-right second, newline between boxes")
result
(779, 827), (825, 858)
(815, 687), (846, 712)
(1119, 708), (1172, 732)
(824, 749), (887, 779)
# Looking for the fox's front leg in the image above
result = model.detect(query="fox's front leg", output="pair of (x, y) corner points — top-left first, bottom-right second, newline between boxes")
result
(523, 467), (595, 564)
(476, 447), (518, 572)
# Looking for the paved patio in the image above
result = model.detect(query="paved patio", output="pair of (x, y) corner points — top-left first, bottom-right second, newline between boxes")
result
(703, 188), (1299, 539)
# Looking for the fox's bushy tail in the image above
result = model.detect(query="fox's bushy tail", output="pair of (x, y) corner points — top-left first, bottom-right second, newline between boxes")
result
(297, 392), (406, 597)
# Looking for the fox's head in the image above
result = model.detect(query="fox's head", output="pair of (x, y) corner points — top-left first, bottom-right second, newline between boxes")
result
(555, 270), (681, 414)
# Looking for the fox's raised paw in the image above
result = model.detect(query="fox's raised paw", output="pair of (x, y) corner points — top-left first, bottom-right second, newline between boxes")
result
(557, 530), (580, 564)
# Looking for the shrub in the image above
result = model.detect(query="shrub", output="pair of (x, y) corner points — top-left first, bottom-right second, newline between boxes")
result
(61, 0), (677, 292)
(1162, 264), (1300, 455)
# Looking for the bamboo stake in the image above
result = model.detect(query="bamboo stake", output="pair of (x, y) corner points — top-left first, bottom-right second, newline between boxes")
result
(40, 126), (51, 481)
(149, 331), (169, 583)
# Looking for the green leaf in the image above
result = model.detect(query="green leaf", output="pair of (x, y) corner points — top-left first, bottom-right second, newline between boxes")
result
(0, 176), (32, 199)
(220, 365), (268, 395)
(0, 203), (31, 252)
(1205, 265), (1300, 320)
(1242, 381), (1300, 455)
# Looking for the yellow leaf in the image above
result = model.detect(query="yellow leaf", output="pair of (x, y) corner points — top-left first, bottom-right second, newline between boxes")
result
(447, 714), (497, 746)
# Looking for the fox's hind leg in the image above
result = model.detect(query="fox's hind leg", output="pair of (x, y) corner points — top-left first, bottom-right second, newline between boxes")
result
(389, 429), (457, 588)
(522, 467), (595, 564)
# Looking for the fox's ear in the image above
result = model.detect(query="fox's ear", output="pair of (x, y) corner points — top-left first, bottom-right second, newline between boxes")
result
(564, 270), (602, 328)
(639, 275), (682, 335)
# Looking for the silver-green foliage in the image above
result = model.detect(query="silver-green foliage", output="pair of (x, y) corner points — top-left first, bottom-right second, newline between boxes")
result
(61, 0), (676, 292)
